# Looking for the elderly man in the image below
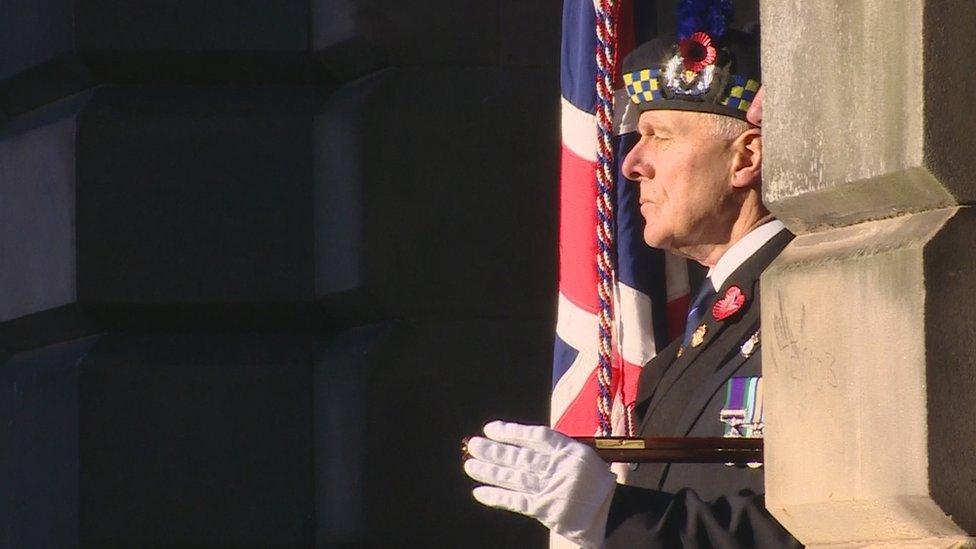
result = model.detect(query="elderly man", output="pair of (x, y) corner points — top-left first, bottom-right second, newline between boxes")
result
(464, 17), (800, 549)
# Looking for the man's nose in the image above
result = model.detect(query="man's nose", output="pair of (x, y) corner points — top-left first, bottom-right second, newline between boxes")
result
(620, 141), (649, 183)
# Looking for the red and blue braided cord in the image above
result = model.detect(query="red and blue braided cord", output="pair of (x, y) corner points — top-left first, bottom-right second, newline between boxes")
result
(594, 0), (619, 437)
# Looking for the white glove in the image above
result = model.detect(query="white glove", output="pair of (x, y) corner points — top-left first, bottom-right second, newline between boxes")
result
(464, 420), (617, 548)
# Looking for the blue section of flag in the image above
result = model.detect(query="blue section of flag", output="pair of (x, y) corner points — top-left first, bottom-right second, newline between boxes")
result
(552, 335), (581, 389)
(634, 0), (659, 45)
(560, 0), (598, 113)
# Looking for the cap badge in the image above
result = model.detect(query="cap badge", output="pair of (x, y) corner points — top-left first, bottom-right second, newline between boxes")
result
(664, 55), (714, 96)
(664, 31), (717, 96)
(712, 285), (746, 321)
(679, 31), (717, 72)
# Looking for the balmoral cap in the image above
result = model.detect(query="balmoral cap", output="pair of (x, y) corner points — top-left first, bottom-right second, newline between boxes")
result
(617, 0), (760, 129)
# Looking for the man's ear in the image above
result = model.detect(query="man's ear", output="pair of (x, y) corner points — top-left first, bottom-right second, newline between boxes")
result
(730, 128), (762, 189)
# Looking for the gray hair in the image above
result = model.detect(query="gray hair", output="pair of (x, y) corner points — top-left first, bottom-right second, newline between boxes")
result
(698, 112), (752, 141)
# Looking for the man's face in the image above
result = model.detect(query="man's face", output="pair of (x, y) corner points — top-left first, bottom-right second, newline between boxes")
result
(621, 109), (737, 253)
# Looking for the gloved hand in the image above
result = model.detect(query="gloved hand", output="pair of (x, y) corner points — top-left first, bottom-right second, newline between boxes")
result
(463, 420), (617, 548)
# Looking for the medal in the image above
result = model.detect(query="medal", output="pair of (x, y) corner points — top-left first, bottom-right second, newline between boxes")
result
(720, 376), (765, 468)
(740, 330), (760, 358)
(690, 324), (707, 347)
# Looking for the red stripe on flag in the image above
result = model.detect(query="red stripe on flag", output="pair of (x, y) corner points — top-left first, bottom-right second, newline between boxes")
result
(554, 350), (633, 436)
(666, 293), (690, 342)
(559, 145), (600, 313)
(553, 367), (601, 435)
(620, 357), (643, 409)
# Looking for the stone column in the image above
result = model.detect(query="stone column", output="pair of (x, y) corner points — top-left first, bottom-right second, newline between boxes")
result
(761, 1), (976, 547)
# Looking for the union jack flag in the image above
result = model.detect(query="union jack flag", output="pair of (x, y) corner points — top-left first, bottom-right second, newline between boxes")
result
(552, 0), (690, 438)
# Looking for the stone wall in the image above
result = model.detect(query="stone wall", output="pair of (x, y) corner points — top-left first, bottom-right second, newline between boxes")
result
(0, 2), (561, 546)
(761, 1), (976, 546)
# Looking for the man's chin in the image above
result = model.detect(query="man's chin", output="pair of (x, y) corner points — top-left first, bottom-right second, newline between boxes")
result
(641, 230), (672, 251)
(642, 233), (701, 262)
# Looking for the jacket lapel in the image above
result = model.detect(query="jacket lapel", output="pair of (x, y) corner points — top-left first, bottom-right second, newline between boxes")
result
(674, 314), (759, 436)
(637, 229), (794, 439)
(636, 293), (736, 434)
(632, 339), (680, 418)
(648, 317), (761, 489)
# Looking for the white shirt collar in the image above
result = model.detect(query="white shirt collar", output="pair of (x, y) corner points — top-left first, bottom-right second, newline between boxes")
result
(707, 220), (786, 291)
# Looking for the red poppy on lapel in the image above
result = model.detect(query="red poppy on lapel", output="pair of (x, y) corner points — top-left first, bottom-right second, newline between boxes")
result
(712, 285), (746, 321)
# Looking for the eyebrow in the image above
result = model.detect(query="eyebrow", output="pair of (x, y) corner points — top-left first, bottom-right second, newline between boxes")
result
(638, 119), (675, 134)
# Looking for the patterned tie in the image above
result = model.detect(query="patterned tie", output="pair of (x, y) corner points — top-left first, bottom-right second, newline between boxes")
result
(682, 277), (717, 346)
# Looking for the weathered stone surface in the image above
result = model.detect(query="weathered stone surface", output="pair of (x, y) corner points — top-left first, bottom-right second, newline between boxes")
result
(762, 207), (976, 545)
(762, 2), (976, 545)
(761, 1), (976, 233)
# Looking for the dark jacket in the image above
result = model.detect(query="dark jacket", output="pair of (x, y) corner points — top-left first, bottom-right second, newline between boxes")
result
(605, 229), (802, 549)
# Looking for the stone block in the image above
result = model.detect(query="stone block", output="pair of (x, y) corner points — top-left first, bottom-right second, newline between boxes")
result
(761, 0), (976, 233)
(315, 325), (377, 545)
(498, 0), (563, 67)
(2, 71), (558, 341)
(0, 337), (97, 549)
(315, 318), (552, 546)
(79, 333), (317, 547)
(357, 317), (550, 546)
(2, 1), (563, 116)
(314, 0), (561, 75)
(315, 67), (559, 323)
(1, 319), (550, 547)
(0, 0), (94, 116)
(76, 1), (310, 53)
(2, 85), (332, 341)
(0, 0), (312, 83)
(762, 206), (976, 545)
(76, 86), (324, 307)
(0, 92), (100, 350)
(0, 0), (74, 80)
(0, 1), (331, 116)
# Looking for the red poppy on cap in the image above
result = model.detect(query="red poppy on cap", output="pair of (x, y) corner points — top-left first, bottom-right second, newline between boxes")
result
(679, 31), (717, 72)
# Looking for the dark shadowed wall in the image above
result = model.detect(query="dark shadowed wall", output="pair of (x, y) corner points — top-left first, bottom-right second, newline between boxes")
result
(0, 1), (562, 547)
